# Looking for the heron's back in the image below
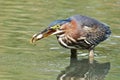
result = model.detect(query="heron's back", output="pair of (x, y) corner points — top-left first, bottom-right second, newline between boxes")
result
(70, 15), (111, 46)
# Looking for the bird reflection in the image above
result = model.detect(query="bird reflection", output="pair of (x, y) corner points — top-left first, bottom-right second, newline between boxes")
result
(57, 58), (110, 80)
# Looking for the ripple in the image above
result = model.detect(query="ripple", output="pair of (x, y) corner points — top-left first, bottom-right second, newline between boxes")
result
(78, 53), (98, 57)
(50, 47), (60, 50)
(78, 53), (88, 56)
(0, 72), (13, 80)
(113, 35), (120, 38)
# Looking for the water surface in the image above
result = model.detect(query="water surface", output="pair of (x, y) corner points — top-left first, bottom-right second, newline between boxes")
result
(0, 0), (120, 80)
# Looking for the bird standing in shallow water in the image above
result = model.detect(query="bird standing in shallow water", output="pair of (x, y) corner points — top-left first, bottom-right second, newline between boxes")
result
(31, 15), (111, 63)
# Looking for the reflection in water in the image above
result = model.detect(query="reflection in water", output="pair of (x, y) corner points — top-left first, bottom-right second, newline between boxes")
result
(57, 58), (110, 80)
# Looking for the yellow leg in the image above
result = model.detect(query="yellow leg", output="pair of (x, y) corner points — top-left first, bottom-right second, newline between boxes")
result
(89, 49), (94, 64)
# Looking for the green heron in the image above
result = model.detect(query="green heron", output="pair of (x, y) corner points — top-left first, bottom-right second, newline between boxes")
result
(31, 15), (111, 62)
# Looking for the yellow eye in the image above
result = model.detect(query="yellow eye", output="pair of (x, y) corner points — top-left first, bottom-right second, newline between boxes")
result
(51, 25), (60, 29)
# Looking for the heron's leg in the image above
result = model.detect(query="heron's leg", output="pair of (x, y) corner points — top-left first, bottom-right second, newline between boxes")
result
(70, 49), (77, 63)
(89, 49), (94, 64)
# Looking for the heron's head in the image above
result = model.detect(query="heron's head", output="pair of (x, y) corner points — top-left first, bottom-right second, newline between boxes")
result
(31, 18), (71, 43)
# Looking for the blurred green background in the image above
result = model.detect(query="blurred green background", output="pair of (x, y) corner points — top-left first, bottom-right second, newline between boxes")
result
(0, 0), (120, 80)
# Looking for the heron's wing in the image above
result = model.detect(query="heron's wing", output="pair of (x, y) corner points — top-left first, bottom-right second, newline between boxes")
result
(71, 15), (111, 45)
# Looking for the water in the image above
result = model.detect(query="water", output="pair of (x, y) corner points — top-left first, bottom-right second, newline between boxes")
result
(0, 0), (120, 80)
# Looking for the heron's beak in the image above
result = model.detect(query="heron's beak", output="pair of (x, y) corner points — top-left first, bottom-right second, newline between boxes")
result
(31, 28), (56, 43)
